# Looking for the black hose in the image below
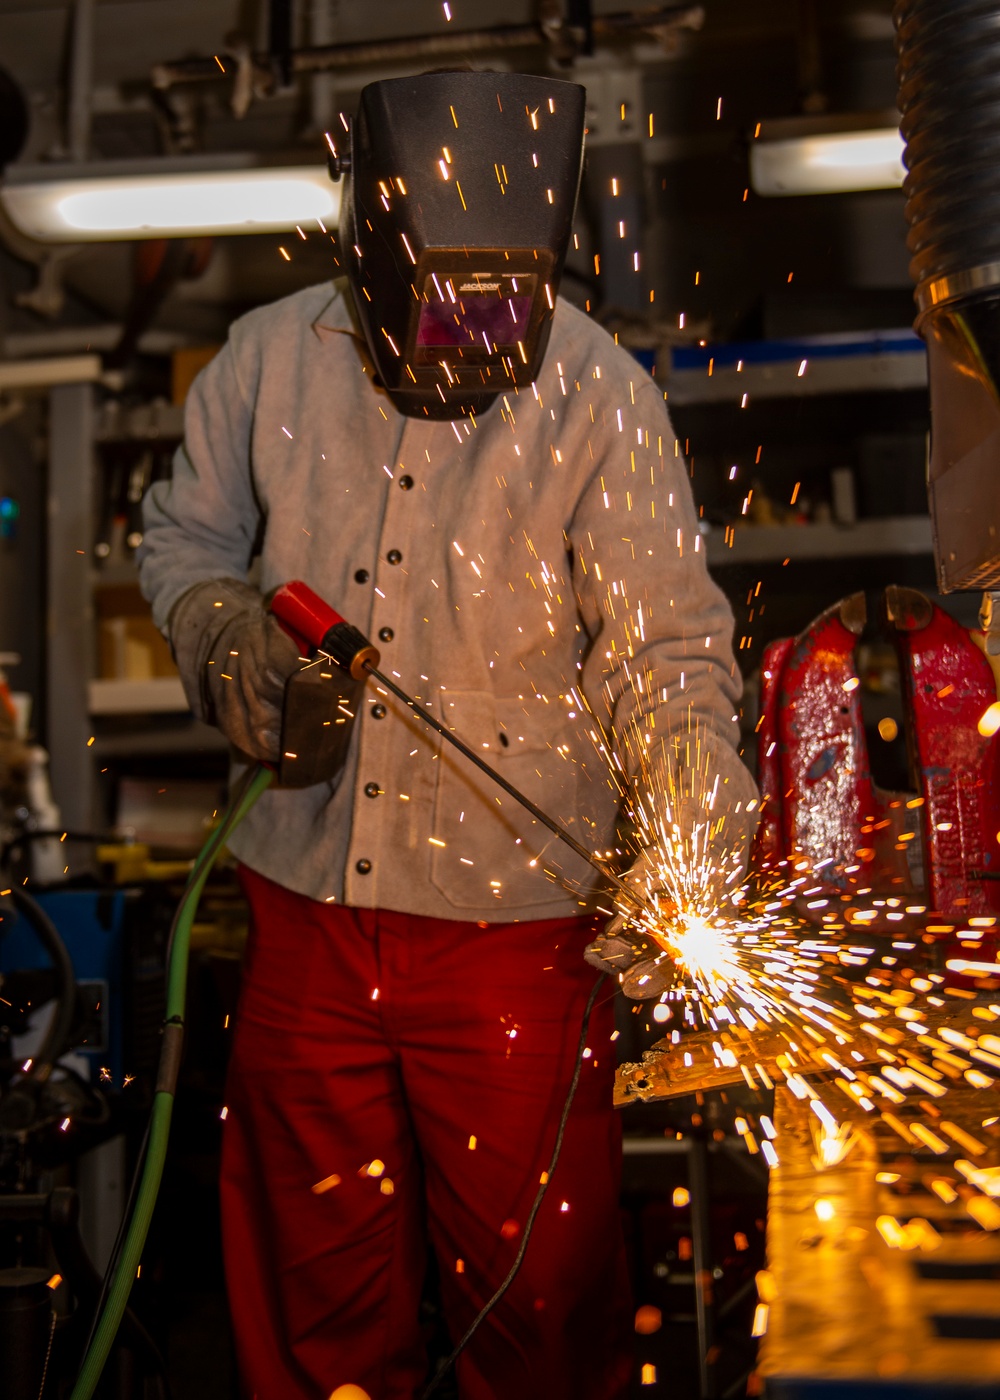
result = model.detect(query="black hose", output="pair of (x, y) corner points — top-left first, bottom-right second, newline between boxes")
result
(420, 977), (605, 1398)
(77, 1115), (153, 1369)
(0, 831), (112, 865)
(5, 887), (77, 1084)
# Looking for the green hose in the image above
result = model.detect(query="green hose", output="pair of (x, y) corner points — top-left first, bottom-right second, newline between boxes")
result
(70, 763), (273, 1400)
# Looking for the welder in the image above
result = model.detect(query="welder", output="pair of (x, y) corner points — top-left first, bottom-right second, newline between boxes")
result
(139, 70), (756, 1400)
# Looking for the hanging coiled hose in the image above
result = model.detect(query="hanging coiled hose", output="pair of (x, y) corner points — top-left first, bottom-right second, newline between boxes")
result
(896, 0), (1000, 315)
(69, 764), (273, 1400)
(895, 0), (1000, 593)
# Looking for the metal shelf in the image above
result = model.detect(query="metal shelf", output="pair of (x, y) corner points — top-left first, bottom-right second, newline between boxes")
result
(95, 399), (185, 442)
(92, 720), (229, 758)
(93, 562), (141, 587)
(667, 332), (927, 407)
(705, 515), (933, 566)
(88, 676), (189, 716)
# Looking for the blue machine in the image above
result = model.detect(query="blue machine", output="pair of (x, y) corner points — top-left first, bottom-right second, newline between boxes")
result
(0, 888), (166, 1089)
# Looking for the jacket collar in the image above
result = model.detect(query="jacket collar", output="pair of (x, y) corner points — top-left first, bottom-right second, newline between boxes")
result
(311, 279), (364, 340)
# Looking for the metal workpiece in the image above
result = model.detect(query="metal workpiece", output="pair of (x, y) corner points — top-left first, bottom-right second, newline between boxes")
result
(759, 1087), (1000, 1393)
(883, 581), (933, 633)
(615, 989), (1000, 1106)
(616, 1022), (792, 1106)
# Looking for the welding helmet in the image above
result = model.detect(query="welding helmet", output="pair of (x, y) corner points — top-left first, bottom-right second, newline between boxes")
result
(329, 70), (585, 419)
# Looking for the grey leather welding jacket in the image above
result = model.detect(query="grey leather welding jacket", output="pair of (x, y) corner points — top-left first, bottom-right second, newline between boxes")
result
(139, 280), (757, 921)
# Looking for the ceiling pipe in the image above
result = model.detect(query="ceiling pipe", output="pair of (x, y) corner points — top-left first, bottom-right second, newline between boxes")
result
(0, 200), (81, 318)
(796, 0), (827, 115)
(268, 0), (294, 90)
(67, 0), (95, 161)
(151, 7), (704, 92)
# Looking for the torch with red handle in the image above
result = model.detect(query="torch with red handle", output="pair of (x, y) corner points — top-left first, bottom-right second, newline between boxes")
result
(270, 580), (640, 908)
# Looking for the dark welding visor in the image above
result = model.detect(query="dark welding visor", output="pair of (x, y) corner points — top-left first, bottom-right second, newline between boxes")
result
(331, 71), (585, 419)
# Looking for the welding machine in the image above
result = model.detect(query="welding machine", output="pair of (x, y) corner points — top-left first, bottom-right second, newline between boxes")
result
(0, 887), (169, 1094)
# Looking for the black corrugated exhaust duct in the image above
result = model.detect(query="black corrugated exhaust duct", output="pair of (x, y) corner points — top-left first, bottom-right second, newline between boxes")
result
(895, 0), (1000, 598)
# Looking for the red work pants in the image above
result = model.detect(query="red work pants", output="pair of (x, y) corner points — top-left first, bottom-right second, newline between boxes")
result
(221, 866), (633, 1400)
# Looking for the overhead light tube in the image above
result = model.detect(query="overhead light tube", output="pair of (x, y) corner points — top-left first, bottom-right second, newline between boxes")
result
(750, 127), (905, 197)
(0, 157), (340, 241)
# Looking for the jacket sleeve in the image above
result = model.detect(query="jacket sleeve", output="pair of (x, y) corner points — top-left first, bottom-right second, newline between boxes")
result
(138, 327), (263, 632)
(568, 375), (758, 894)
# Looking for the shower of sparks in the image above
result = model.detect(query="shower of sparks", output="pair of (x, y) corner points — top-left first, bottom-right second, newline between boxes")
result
(607, 767), (1000, 1209)
(576, 661), (1000, 1231)
(655, 910), (745, 990)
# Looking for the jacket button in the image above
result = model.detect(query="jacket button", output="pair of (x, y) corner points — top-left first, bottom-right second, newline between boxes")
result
(387, 549), (402, 565)
(378, 627), (394, 642)
(354, 568), (369, 583)
(355, 858), (372, 874)
(399, 474), (413, 490)
(364, 782), (380, 798)
(372, 704), (387, 719)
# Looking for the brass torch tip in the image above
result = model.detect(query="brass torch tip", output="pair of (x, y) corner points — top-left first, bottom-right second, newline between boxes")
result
(350, 645), (381, 681)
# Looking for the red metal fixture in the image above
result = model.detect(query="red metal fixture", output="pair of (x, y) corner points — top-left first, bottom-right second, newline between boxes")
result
(754, 587), (1000, 963)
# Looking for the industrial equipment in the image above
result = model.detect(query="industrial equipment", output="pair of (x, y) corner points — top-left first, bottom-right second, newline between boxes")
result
(897, 0), (1000, 624)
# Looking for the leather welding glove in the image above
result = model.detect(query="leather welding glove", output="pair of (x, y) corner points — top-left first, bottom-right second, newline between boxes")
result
(168, 578), (303, 764)
(585, 848), (680, 1000)
(585, 801), (757, 1000)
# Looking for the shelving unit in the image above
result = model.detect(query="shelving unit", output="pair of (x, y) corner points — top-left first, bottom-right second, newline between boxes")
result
(705, 515), (933, 567)
(92, 723), (228, 760)
(666, 330), (927, 407)
(662, 330), (935, 677)
(94, 399), (186, 443)
(46, 384), (223, 847)
(88, 677), (188, 716)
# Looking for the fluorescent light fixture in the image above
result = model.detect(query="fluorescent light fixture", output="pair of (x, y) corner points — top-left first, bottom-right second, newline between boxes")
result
(750, 126), (905, 197)
(1, 155), (340, 241)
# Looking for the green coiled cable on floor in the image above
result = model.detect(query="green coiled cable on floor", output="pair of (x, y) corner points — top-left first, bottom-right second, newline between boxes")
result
(70, 763), (273, 1400)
